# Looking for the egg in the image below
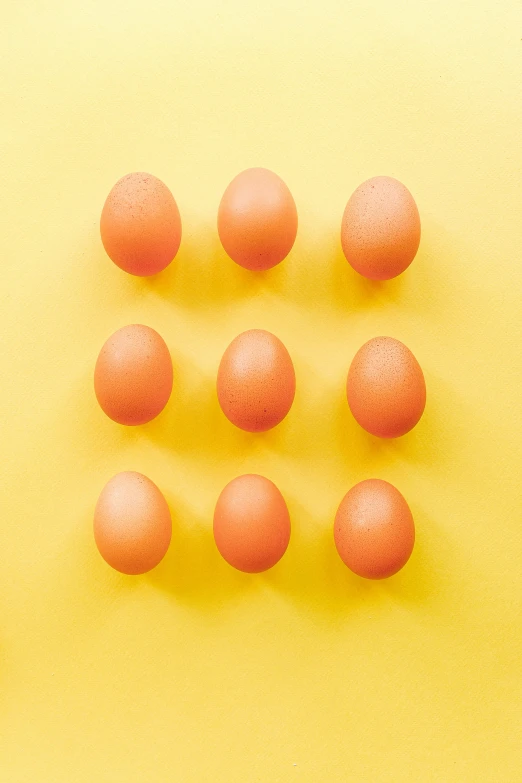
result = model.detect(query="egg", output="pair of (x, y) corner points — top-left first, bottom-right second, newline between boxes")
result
(217, 167), (298, 271)
(213, 474), (291, 573)
(341, 176), (420, 280)
(217, 329), (295, 432)
(100, 172), (181, 276)
(347, 336), (426, 438)
(94, 324), (173, 426)
(94, 471), (172, 575)
(334, 479), (415, 579)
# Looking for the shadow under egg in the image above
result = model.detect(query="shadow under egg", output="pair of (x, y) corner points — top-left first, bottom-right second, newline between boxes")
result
(145, 490), (258, 611)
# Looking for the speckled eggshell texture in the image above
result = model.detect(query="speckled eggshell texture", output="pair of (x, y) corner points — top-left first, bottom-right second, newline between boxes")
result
(216, 329), (296, 432)
(347, 336), (426, 438)
(94, 324), (173, 426)
(334, 479), (415, 579)
(94, 471), (172, 575)
(341, 176), (420, 280)
(213, 474), (291, 573)
(217, 167), (298, 271)
(100, 172), (182, 276)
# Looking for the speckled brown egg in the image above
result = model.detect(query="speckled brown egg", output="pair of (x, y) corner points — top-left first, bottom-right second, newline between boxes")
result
(341, 176), (420, 280)
(217, 167), (298, 271)
(100, 172), (181, 276)
(94, 471), (172, 575)
(347, 337), (426, 438)
(334, 479), (415, 579)
(213, 474), (291, 573)
(94, 324), (173, 426)
(217, 329), (295, 432)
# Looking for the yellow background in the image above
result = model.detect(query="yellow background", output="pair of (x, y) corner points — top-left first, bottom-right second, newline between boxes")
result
(1, 1), (521, 780)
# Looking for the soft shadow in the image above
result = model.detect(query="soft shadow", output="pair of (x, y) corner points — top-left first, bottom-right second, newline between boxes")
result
(139, 219), (291, 314)
(260, 492), (440, 623)
(297, 216), (451, 321)
(260, 496), (369, 619)
(331, 242), (408, 315)
(328, 360), (474, 479)
(142, 348), (256, 459)
(147, 491), (257, 611)
(374, 501), (438, 607)
(289, 222), (409, 317)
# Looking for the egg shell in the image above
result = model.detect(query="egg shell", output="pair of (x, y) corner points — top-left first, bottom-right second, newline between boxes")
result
(334, 479), (415, 579)
(94, 471), (172, 575)
(100, 172), (181, 276)
(213, 474), (291, 573)
(217, 329), (296, 432)
(347, 336), (426, 438)
(94, 324), (173, 426)
(217, 167), (298, 271)
(341, 176), (420, 280)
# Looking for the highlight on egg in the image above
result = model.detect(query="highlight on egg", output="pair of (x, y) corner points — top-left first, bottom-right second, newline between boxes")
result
(347, 336), (426, 438)
(217, 329), (296, 432)
(100, 172), (182, 276)
(213, 474), (291, 573)
(341, 176), (420, 280)
(217, 167), (298, 271)
(94, 471), (172, 575)
(334, 479), (415, 579)
(94, 324), (173, 426)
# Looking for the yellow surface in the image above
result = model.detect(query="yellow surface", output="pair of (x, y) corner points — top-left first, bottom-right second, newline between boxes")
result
(1, 2), (521, 780)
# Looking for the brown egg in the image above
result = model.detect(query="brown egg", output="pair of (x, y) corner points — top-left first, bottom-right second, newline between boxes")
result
(100, 172), (181, 276)
(94, 471), (172, 575)
(217, 329), (295, 432)
(94, 324), (173, 426)
(334, 479), (415, 579)
(217, 167), (298, 271)
(347, 337), (426, 438)
(213, 474), (291, 573)
(341, 176), (420, 280)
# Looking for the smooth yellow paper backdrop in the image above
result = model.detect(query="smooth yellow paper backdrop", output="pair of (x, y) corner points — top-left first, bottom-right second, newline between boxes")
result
(1, 1), (521, 780)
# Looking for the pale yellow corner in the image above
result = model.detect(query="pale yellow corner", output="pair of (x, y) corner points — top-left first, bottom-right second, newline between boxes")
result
(1, 1), (521, 780)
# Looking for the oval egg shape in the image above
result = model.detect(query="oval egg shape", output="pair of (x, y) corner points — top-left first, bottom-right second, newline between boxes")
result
(334, 479), (415, 579)
(347, 336), (426, 438)
(94, 471), (172, 575)
(217, 329), (295, 432)
(100, 172), (182, 276)
(94, 324), (173, 426)
(214, 474), (291, 573)
(217, 167), (298, 271)
(341, 176), (420, 280)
